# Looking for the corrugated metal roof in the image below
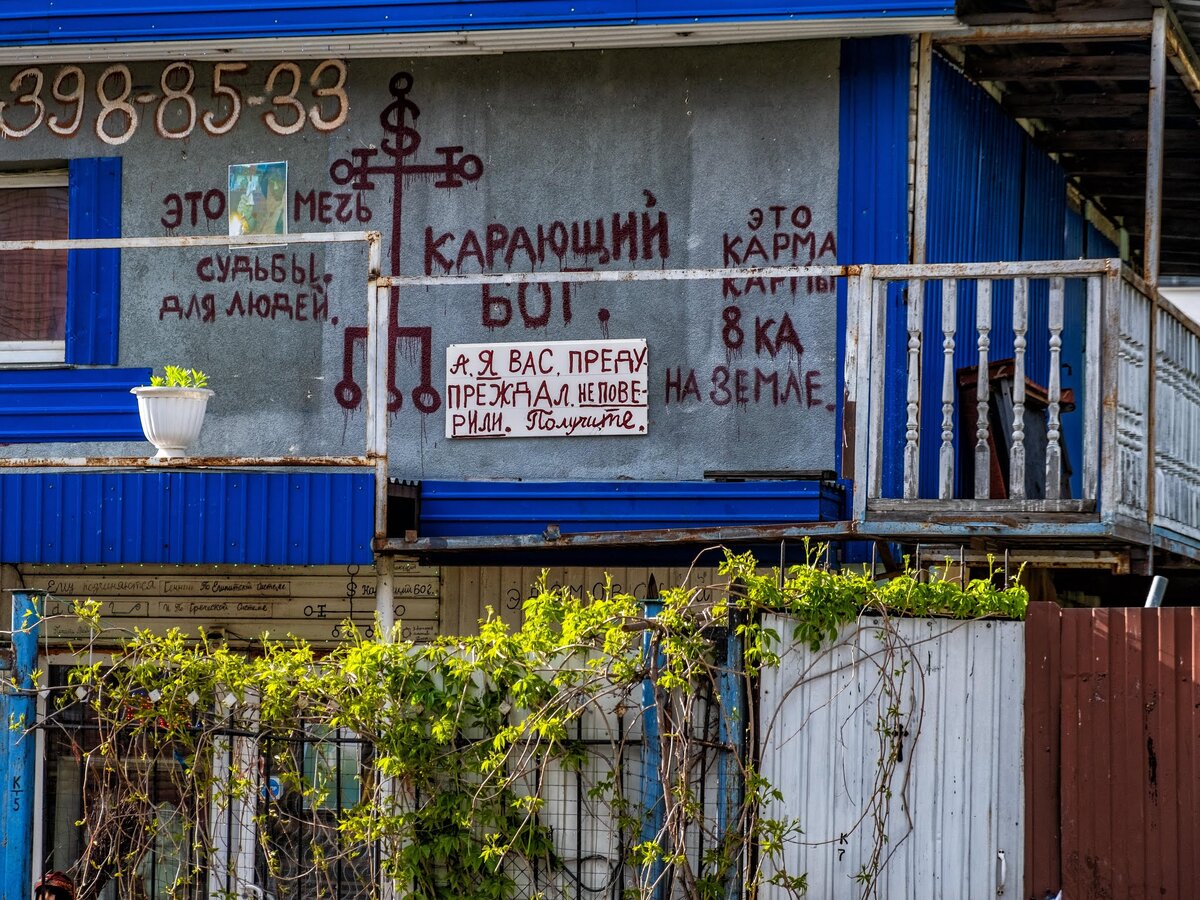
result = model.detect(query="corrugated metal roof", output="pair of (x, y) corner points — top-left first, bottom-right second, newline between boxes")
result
(760, 614), (1025, 898)
(419, 479), (843, 536)
(0, 20), (964, 63)
(0, 2), (963, 61)
(2, 1), (957, 43)
(0, 471), (373, 565)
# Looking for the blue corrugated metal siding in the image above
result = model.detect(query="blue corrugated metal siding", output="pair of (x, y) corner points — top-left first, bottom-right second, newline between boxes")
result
(915, 56), (1077, 498)
(0, 472), (373, 564)
(66, 156), (121, 366)
(838, 35), (911, 503)
(419, 480), (843, 536)
(1, 1), (954, 45)
(0, 368), (147, 442)
(1087, 222), (1119, 258)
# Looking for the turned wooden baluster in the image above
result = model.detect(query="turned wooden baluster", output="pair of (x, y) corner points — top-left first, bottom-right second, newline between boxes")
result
(903, 279), (924, 499)
(939, 278), (958, 500)
(1010, 278), (1029, 500)
(1045, 277), (1065, 500)
(975, 280), (992, 499)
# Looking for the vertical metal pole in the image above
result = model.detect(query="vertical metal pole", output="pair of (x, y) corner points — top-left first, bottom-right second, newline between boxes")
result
(867, 278), (888, 506)
(376, 556), (395, 641)
(1146, 9), (1167, 534)
(1145, 8), (1167, 290)
(911, 33), (933, 266)
(1082, 275), (1103, 503)
(639, 599), (665, 900)
(4, 591), (41, 900)
(851, 267), (875, 521)
(716, 607), (745, 900)
(365, 235), (389, 556)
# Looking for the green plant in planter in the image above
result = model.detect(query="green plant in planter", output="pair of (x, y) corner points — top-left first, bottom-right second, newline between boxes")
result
(149, 365), (209, 388)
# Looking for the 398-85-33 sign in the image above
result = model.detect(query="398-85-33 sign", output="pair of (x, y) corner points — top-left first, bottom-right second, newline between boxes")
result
(445, 339), (648, 439)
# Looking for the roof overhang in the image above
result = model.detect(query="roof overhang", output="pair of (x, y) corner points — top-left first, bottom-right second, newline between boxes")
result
(0, 16), (967, 64)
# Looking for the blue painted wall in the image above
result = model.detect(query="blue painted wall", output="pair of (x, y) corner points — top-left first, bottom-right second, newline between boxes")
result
(2, 1), (955, 45)
(0, 472), (373, 564)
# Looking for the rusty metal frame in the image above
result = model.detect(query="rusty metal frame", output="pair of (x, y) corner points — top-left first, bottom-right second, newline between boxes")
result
(0, 229), (393, 616)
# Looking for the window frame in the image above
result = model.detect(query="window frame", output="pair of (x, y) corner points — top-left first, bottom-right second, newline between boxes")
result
(0, 168), (70, 365)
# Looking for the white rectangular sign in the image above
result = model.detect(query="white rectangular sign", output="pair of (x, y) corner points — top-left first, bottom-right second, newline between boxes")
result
(445, 339), (649, 438)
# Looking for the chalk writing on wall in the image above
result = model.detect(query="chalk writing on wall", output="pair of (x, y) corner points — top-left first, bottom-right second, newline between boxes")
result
(445, 339), (648, 438)
(0, 59), (348, 143)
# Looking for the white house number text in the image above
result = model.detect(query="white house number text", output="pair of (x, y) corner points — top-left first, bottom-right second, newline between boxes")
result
(0, 59), (348, 144)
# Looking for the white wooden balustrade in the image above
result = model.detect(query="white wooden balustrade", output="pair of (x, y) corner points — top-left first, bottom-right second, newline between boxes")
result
(844, 259), (1178, 529)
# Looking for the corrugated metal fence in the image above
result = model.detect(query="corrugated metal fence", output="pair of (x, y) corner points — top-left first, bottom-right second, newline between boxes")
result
(1026, 602), (1200, 900)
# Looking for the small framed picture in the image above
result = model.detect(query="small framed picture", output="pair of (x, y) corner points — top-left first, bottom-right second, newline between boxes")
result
(228, 161), (287, 237)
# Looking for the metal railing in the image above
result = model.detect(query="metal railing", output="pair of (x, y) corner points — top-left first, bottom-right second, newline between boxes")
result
(845, 258), (1200, 540)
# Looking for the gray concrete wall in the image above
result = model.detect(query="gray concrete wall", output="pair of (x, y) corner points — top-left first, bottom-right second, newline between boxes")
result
(0, 41), (841, 480)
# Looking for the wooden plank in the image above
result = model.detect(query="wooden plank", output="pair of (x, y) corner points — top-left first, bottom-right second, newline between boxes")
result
(440, 566), (460, 634)
(968, 54), (1150, 81)
(22, 573), (439, 599)
(42, 616), (439, 644)
(866, 498), (1095, 514)
(43, 596), (440, 621)
(21, 563), (440, 578)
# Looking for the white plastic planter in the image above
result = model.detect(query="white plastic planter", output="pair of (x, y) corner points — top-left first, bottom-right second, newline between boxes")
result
(130, 386), (214, 459)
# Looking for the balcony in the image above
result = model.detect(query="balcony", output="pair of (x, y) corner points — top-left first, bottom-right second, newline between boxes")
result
(844, 258), (1200, 565)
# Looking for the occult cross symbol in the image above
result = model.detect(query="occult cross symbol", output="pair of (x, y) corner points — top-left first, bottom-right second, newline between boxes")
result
(332, 72), (484, 412)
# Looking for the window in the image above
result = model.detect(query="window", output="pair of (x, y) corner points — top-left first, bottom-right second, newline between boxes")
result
(0, 170), (69, 363)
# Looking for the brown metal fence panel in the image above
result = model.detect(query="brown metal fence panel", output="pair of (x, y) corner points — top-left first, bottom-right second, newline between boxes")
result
(1026, 601), (1063, 898)
(1026, 603), (1200, 900)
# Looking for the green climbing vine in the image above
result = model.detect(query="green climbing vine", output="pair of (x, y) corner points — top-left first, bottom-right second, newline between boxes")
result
(36, 546), (1026, 900)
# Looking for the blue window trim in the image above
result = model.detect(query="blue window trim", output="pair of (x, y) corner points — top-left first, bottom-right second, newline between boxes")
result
(66, 156), (121, 365)
(0, 156), (136, 443)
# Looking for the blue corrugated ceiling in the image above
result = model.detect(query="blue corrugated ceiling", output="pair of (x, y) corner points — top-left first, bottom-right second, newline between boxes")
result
(420, 479), (843, 536)
(0, 472), (374, 564)
(1, 1), (955, 45)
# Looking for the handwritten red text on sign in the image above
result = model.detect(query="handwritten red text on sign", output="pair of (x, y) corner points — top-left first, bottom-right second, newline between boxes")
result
(446, 339), (649, 439)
